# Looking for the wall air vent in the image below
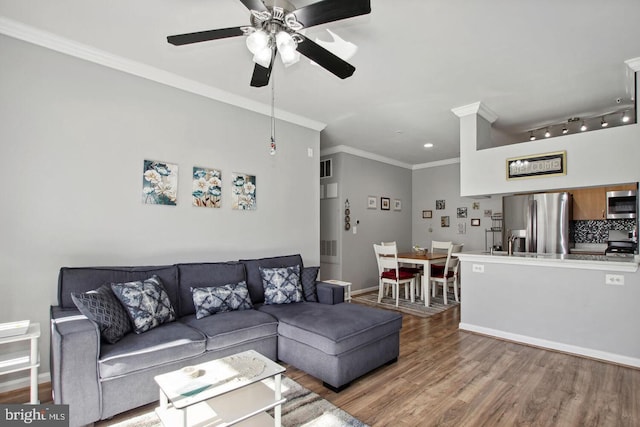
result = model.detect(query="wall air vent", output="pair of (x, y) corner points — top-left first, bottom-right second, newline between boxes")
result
(320, 158), (332, 179)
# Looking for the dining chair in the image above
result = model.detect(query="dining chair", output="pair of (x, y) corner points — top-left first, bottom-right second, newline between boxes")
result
(381, 241), (422, 298)
(429, 241), (455, 304)
(373, 243), (416, 307)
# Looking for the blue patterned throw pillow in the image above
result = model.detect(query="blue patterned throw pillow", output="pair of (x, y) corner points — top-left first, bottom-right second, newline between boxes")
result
(191, 281), (254, 320)
(111, 275), (176, 334)
(71, 284), (132, 344)
(260, 265), (304, 305)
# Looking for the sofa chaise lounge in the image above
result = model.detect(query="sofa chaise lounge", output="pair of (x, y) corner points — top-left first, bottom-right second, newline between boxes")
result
(50, 254), (402, 426)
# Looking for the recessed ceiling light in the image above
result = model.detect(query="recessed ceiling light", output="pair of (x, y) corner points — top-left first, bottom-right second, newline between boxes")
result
(423, 143), (434, 148)
(622, 111), (630, 123)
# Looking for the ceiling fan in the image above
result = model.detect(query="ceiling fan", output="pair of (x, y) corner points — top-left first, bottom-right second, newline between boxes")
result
(167, 0), (371, 87)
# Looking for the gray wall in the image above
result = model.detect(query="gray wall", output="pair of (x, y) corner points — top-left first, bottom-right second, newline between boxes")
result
(320, 152), (412, 290)
(412, 162), (502, 252)
(459, 259), (640, 364)
(0, 36), (320, 384)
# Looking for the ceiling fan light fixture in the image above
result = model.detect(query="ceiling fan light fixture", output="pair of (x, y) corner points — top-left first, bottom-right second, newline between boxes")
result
(253, 47), (273, 68)
(275, 31), (299, 66)
(246, 29), (269, 55)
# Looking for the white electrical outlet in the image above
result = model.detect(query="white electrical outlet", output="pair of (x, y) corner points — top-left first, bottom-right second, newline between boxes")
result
(605, 274), (624, 285)
(472, 264), (484, 273)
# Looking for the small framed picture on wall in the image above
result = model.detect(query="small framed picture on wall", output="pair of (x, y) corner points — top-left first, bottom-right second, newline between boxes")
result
(422, 210), (432, 219)
(471, 218), (481, 226)
(367, 196), (377, 209)
(381, 197), (391, 210)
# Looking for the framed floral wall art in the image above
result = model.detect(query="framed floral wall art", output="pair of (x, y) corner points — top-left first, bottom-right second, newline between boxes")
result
(142, 160), (178, 206)
(232, 173), (256, 210)
(192, 167), (222, 208)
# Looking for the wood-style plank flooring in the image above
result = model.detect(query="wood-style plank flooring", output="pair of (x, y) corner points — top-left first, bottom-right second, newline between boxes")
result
(287, 304), (640, 426)
(2, 303), (639, 426)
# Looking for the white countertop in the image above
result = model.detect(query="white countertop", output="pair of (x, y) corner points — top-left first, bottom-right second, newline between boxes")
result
(456, 251), (639, 272)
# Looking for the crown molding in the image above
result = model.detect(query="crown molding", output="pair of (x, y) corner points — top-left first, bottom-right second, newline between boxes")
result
(320, 145), (460, 170)
(320, 145), (413, 169)
(412, 157), (460, 170)
(0, 17), (326, 132)
(626, 57), (640, 72)
(451, 101), (498, 124)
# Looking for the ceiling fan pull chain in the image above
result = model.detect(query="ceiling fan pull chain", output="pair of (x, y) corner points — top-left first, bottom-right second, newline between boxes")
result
(270, 72), (277, 156)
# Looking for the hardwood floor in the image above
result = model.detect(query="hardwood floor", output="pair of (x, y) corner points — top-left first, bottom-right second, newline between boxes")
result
(2, 304), (639, 426)
(287, 304), (640, 426)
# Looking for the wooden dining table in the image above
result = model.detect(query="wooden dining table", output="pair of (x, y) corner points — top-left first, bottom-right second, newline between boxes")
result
(397, 252), (448, 307)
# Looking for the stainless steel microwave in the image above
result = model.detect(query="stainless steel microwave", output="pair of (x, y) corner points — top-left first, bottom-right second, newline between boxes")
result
(606, 190), (637, 219)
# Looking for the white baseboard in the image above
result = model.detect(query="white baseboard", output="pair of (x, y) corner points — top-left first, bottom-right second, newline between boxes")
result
(459, 323), (640, 369)
(351, 286), (378, 296)
(0, 372), (51, 394)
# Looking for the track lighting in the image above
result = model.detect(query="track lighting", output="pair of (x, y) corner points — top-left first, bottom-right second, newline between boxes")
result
(622, 111), (630, 123)
(600, 116), (608, 127)
(529, 131), (536, 141)
(562, 125), (568, 134)
(580, 122), (587, 131)
(544, 128), (551, 138)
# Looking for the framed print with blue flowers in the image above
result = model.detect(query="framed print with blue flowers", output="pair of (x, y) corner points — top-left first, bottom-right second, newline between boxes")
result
(231, 173), (256, 210)
(192, 167), (222, 208)
(142, 160), (178, 206)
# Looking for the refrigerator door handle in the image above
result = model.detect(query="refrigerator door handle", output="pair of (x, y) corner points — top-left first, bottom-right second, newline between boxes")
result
(528, 199), (537, 252)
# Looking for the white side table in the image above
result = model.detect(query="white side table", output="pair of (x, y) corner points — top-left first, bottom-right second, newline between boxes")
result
(0, 322), (40, 403)
(323, 280), (352, 303)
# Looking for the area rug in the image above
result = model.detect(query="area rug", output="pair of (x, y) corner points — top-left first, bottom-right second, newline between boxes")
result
(352, 291), (459, 318)
(101, 376), (368, 427)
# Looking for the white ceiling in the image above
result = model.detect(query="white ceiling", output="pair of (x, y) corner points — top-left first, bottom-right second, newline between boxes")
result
(1, 0), (638, 166)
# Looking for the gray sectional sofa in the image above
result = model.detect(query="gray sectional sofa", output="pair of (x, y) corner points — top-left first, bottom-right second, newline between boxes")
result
(50, 254), (402, 427)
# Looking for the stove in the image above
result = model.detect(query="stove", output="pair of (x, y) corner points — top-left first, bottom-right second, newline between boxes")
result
(605, 240), (637, 256)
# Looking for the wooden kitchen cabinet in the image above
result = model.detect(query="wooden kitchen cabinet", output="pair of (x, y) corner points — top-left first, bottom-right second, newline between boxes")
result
(570, 183), (638, 220)
(571, 187), (605, 220)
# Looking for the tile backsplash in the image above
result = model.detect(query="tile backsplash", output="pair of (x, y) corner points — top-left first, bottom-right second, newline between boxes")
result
(572, 219), (636, 243)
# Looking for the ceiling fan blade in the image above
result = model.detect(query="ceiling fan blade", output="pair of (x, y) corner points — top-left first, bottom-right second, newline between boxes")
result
(167, 27), (245, 46)
(295, 34), (355, 79)
(250, 50), (276, 87)
(293, 0), (371, 28)
(237, 0), (268, 12)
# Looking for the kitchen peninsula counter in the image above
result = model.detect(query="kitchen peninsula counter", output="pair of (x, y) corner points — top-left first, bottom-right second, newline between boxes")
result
(456, 251), (639, 272)
(456, 251), (640, 368)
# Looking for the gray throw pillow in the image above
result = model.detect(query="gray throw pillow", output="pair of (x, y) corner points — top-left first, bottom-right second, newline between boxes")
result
(301, 266), (320, 302)
(71, 284), (132, 344)
(111, 275), (176, 334)
(260, 265), (304, 305)
(191, 281), (254, 320)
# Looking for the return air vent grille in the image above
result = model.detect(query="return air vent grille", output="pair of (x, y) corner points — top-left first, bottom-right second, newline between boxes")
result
(320, 240), (337, 257)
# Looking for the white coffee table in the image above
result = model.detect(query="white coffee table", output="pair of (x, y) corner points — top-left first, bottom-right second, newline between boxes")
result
(154, 350), (285, 427)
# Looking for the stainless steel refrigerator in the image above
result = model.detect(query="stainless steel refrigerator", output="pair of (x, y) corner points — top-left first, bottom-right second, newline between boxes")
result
(502, 192), (572, 254)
